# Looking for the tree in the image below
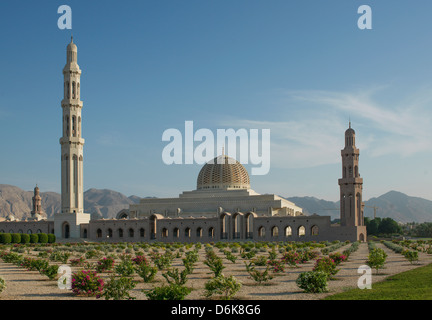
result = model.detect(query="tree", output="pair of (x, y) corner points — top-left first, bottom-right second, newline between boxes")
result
(413, 222), (432, 238)
(378, 218), (402, 235)
(366, 248), (387, 274)
(365, 218), (380, 235)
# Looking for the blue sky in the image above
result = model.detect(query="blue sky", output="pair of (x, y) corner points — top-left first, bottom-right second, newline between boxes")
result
(0, 0), (431, 202)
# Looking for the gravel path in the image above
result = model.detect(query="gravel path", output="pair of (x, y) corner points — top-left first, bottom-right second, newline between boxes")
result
(0, 242), (431, 300)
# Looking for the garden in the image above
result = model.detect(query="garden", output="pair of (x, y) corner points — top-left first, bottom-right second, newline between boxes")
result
(0, 233), (431, 300)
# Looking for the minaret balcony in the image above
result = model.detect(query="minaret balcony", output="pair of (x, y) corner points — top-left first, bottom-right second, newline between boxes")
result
(61, 99), (83, 108)
(338, 177), (363, 185)
(59, 137), (85, 145)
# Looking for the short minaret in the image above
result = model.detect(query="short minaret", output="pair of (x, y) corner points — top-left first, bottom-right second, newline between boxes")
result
(338, 122), (364, 227)
(55, 37), (90, 239)
(30, 185), (45, 220)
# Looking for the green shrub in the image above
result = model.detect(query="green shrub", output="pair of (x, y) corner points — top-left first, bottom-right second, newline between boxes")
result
(49, 251), (70, 264)
(38, 233), (48, 244)
(115, 259), (135, 277)
(245, 262), (273, 285)
(250, 255), (268, 266)
(149, 251), (173, 270)
(383, 241), (404, 254)
(1, 252), (23, 264)
(30, 259), (49, 272)
(328, 252), (348, 266)
(162, 268), (189, 286)
(135, 262), (158, 283)
(71, 270), (104, 297)
(29, 234), (39, 244)
(21, 234), (30, 244)
(223, 250), (238, 263)
(313, 257), (339, 279)
(100, 275), (136, 300)
(0, 233), (12, 244)
(296, 271), (328, 293)
(41, 265), (59, 280)
(145, 284), (191, 300)
(95, 256), (115, 273)
(403, 250), (419, 265)
(11, 233), (21, 244)
(204, 275), (242, 300)
(366, 248), (387, 274)
(204, 251), (225, 277)
(48, 234), (56, 243)
(0, 276), (6, 294)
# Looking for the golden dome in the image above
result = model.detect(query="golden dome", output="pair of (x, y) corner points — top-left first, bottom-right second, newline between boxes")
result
(197, 155), (250, 190)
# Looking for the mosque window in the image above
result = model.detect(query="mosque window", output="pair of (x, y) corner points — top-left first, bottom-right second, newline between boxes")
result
(72, 116), (76, 137)
(173, 228), (179, 238)
(185, 227), (191, 238)
(271, 226), (279, 238)
(298, 226), (305, 237)
(258, 226), (265, 237)
(66, 116), (70, 136)
(162, 228), (168, 238)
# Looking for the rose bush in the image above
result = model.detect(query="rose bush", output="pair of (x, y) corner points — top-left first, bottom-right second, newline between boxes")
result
(71, 270), (104, 297)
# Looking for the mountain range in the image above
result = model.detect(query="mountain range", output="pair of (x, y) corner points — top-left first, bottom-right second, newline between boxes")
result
(0, 184), (431, 223)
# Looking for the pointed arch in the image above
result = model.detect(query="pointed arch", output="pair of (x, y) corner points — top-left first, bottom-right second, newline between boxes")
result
(298, 225), (305, 237)
(271, 226), (279, 238)
(284, 225), (292, 237)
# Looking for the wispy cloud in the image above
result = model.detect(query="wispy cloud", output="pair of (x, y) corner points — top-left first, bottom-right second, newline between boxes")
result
(219, 86), (432, 169)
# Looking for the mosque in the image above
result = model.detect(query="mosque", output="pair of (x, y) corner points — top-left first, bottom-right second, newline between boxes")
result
(0, 38), (366, 243)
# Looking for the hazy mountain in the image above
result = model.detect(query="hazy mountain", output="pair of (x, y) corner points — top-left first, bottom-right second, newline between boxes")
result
(1, 184), (431, 223)
(0, 185), (141, 220)
(0, 184), (55, 220)
(286, 191), (432, 223)
(363, 191), (432, 223)
(285, 196), (340, 219)
(84, 188), (138, 219)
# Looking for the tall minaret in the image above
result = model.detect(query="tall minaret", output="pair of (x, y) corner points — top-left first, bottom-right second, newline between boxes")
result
(60, 36), (84, 215)
(338, 122), (364, 227)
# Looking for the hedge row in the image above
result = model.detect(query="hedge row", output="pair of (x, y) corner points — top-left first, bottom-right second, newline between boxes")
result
(0, 233), (55, 244)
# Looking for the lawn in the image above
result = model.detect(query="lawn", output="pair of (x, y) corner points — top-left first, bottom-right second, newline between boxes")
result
(324, 262), (432, 300)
